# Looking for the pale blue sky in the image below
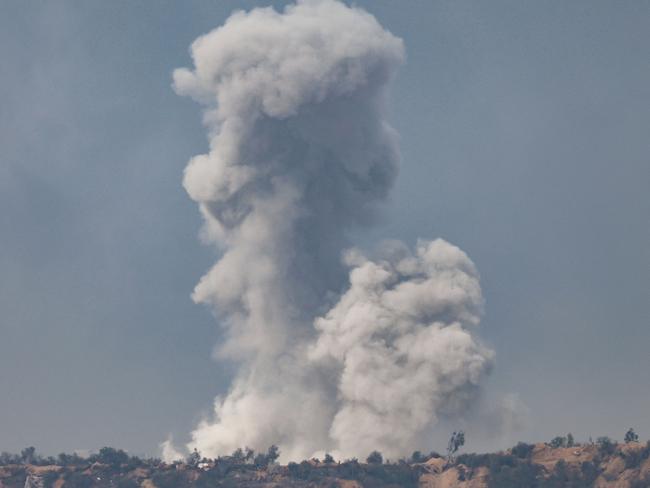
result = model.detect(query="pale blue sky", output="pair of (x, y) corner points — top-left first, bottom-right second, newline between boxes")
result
(1, 0), (648, 456)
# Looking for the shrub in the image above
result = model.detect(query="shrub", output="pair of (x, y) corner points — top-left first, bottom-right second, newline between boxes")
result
(151, 470), (186, 488)
(20, 447), (36, 464)
(511, 442), (534, 459)
(622, 441), (650, 469)
(231, 448), (245, 463)
(567, 433), (575, 447)
(456, 453), (491, 468)
(0, 452), (19, 465)
(253, 452), (267, 467)
(95, 447), (130, 466)
(116, 478), (140, 488)
(597, 437), (616, 456)
(488, 461), (540, 488)
(186, 448), (201, 467)
(631, 477), (650, 488)
(63, 472), (93, 488)
(366, 451), (383, 464)
(625, 428), (639, 443)
(42, 471), (60, 488)
(410, 450), (424, 463)
(266, 445), (280, 464)
(580, 461), (600, 485)
(554, 459), (568, 480)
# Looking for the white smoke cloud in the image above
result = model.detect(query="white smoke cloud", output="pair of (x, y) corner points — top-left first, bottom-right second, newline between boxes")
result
(160, 437), (184, 464)
(172, 0), (495, 462)
(310, 239), (494, 459)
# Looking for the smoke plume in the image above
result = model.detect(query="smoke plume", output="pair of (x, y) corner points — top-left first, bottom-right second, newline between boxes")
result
(173, 0), (494, 461)
(310, 239), (493, 458)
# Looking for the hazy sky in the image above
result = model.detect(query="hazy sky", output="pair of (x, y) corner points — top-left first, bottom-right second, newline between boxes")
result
(1, 0), (648, 457)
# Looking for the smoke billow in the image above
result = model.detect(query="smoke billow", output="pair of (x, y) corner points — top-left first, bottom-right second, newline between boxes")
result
(172, 0), (494, 462)
(310, 239), (494, 458)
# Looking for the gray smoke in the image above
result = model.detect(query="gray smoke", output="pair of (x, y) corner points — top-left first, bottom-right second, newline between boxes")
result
(172, 0), (495, 462)
(310, 239), (494, 458)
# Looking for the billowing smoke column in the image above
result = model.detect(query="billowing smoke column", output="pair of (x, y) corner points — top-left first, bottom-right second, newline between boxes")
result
(310, 239), (494, 458)
(173, 0), (494, 461)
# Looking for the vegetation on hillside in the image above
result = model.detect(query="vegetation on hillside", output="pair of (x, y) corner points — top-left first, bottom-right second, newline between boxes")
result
(1, 430), (649, 487)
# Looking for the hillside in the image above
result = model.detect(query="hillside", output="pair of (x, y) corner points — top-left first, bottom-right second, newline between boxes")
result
(2, 440), (649, 488)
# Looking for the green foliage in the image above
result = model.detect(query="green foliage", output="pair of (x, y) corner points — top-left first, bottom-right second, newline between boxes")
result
(186, 448), (201, 467)
(410, 450), (424, 463)
(0, 451), (20, 465)
(366, 451), (383, 464)
(364, 463), (419, 486)
(456, 453), (492, 468)
(41, 471), (60, 488)
(487, 461), (540, 488)
(549, 436), (566, 449)
(597, 436), (616, 456)
(631, 478), (650, 488)
(566, 433), (575, 447)
(95, 447), (130, 466)
(63, 471), (93, 488)
(553, 459), (568, 482)
(622, 440), (650, 469)
(151, 470), (186, 488)
(231, 447), (245, 463)
(116, 478), (140, 488)
(56, 452), (84, 466)
(20, 447), (36, 464)
(2, 436), (649, 487)
(244, 447), (255, 462)
(625, 428), (639, 443)
(337, 459), (362, 480)
(266, 444), (280, 464)
(253, 452), (267, 467)
(465, 451), (607, 488)
(579, 461), (600, 485)
(251, 446), (281, 468)
(511, 442), (535, 459)
(447, 431), (465, 460)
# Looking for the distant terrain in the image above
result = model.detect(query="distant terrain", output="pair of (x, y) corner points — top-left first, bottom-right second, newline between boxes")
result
(2, 436), (649, 487)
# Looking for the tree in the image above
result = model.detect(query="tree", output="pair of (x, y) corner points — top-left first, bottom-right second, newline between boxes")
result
(253, 452), (268, 467)
(511, 442), (534, 459)
(625, 428), (639, 443)
(0, 452), (19, 465)
(597, 437), (616, 456)
(21, 447), (36, 464)
(323, 453), (334, 464)
(366, 451), (383, 464)
(244, 447), (255, 463)
(447, 431), (465, 462)
(410, 451), (424, 463)
(96, 447), (129, 466)
(266, 445), (280, 464)
(549, 436), (566, 449)
(567, 433), (575, 447)
(187, 448), (201, 467)
(231, 448), (245, 463)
